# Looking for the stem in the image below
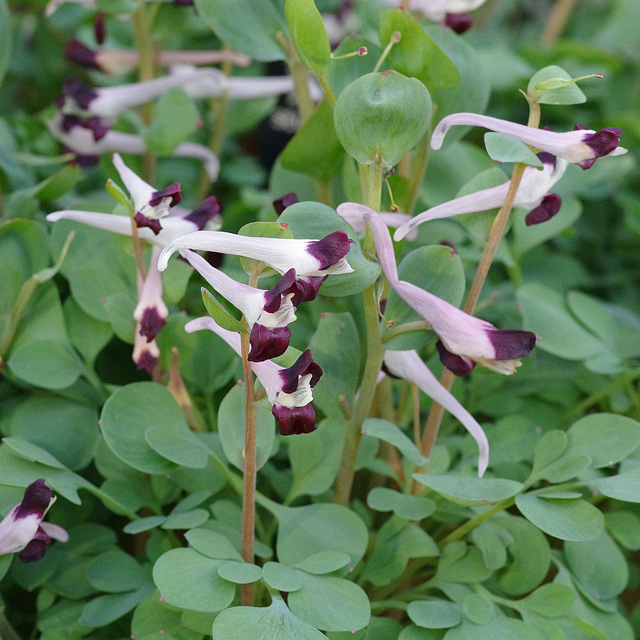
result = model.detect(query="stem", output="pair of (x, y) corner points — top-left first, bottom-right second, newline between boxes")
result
(333, 159), (385, 506)
(240, 276), (259, 606)
(402, 126), (432, 215)
(541, 0), (577, 47)
(0, 606), (21, 640)
(419, 103), (542, 473)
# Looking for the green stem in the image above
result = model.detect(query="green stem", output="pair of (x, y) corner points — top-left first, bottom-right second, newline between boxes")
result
(383, 320), (431, 342)
(402, 127), (432, 215)
(333, 159), (385, 506)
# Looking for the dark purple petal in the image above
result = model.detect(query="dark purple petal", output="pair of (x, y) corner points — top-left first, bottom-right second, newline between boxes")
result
(582, 127), (622, 163)
(445, 12), (472, 34)
(94, 12), (106, 44)
(15, 480), (51, 519)
(273, 192), (298, 216)
(173, 0), (194, 5)
(487, 329), (538, 360)
(439, 240), (457, 254)
(290, 276), (326, 305)
(150, 183), (182, 208)
(307, 231), (353, 270)
(61, 77), (98, 110)
(185, 196), (221, 230)
(134, 212), (162, 235)
(279, 349), (322, 393)
(18, 529), (51, 563)
(139, 307), (167, 342)
(525, 193), (562, 226)
(436, 340), (476, 377)
(537, 151), (557, 167)
(65, 40), (98, 69)
(263, 269), (298, 313)
(273, 403), (317, 435)
(248, 324), (291, 362)
(69, 152), (99, 167)
(85, 117), (110, 141)
(136, 350), (158, 373)
(61, 114), (83, 132)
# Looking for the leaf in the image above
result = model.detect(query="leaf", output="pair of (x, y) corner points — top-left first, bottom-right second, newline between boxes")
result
(293, 550), (351, 574)
(520, 583), (576, 617)
(185, 528), (243, 561)
(0, 0), (10, 87)
(515, 494), (603, 541)
(408, 599), (462, 629)
(86, 551), (149, 593)
(262, 562), (303, 592)
(201, 287), (247, 334)
(212, 597), (327, 639)
(153, 548), (236, 613)
(566, 414), (640, 469)
(78, 583), (156, 628)
(280, 99), (345, 180)
(218, 561), (263, 585)
(528, 65), (587, 105)
(145, 427), (209, 469)
(362, 418), (427, 466)
(413, 474), (523, 506)
(484, 133), (542, 167)
(285, 0), (331, 76)
(462, 594), (494, 625)
(379, 9), (459, 92)
(217, 385), (275, 472)
(367, 487), (436, 520)
(193, 0), (285, 62)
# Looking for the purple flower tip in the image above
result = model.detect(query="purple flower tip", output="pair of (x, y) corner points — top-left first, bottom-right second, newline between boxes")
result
(488, 329), (538, 360)
(136, 350), (158, 373)
(94, 12), (106, 45)
(139, 308), (167, 342)
(15, 480), (51, 519)
(248, 324), (291, 362)
(273, 192), (299, 216)
(65, 40), (98, 69)
(19, 529), (52, 563)
(436, 340), (476, 377)
(280, 349), (323, 393)
(291, 276), (326, 305)
(134, 212), (163, 235)
(582, 127), (623, 166)
(150, 183), (182, 208)
(60, 77), (98, 110)
(273, 404), (318, 436)
(263, 269), (298, 313)
(308, 231), (353, 270)
(445, 12), (472, 34)
(525, 193), (562, 226)
(185, 196), (221, 230)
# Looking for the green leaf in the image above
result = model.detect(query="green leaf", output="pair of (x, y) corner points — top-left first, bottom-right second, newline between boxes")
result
(132, 596), (203, 640)
(218, 561), (263, 584)
(0, 0), (11, 88)
(100, 382), (189, 474)
(185, 528), (243, 561)
(308, 313), (360, 419)
(2, 436), (67, 470)
(462, 594), (494, 625)
(86, 551), (149, 593)
(379, 9), (459, 92)
(217, 385), (275, 471)
(123, 516), (167, 534)
(142, 88), (200, 156)
(34, 164), (85, 201)
(201, 287), (247, 334)
(145, 428), (209, 469)
(520, 583), (576, 617)
(285, 0), (331, 76)
(262, 562), (303, 592)
(362, 418), (427, 466)
(566, 414), (640, 468)
(288, 418), (345, 500)
(484, 133), (542, 167)
(334, 71), (432, 167)
(565, 531), (628, 602)
(328, 35), (380, 97)
(212, 597), (327, 639)
(106, 179), (132, 209)
(528, 65), (587, 105)
(367, 487), (436, 520)
(287, 572), (370, 632)
(444, 617), (542, 640)
(278, 201), (380, 297)
(78, 583), (156, 627)
(605, 511), (640, 550)
(434, 544), (493, 585)
(271, 503), (368, 567)
(515, 494), (603, 541)
(7, 339), (83, 390)
(161, 509), (210, 530)
(153, 548), (236, 613)
(280, 99), (345, 180)
(193, 0), (285, 62)
(407, 599), (462, 629)
(413, 474), (523, 507)
(293, 550), (351, 575)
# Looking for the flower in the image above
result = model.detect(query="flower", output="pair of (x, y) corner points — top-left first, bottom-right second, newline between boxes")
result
(393, 152), (568, 240)
(47, 113), (220, 180)
(343, 204), (537, 375)
(0, 480), (68, 563)
(47, 195), (221, 247)
(112, 153), (181, 229)
(135, 248), (169, 342)
(384, 349), (488, 476)
(182, 249), (302, 361)
(185, 316), (323, 435)
(431, 112), (627, 169)
(384, 0), (486, 32)
(158, 229), (354, 278)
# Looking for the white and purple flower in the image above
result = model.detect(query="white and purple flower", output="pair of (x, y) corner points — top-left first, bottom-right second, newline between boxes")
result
(0, 480), (68, 563)
(431, 112), (626, 170)
(394, 152), (568, 241)
(339, 203), (538, 375)
(185, 317), (323, 435)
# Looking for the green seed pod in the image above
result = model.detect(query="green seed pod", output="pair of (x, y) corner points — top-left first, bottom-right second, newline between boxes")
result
(334, 70), (432, 167)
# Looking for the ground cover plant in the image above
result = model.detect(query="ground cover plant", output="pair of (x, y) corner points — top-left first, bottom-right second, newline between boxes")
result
(1, 0), (640, 638)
